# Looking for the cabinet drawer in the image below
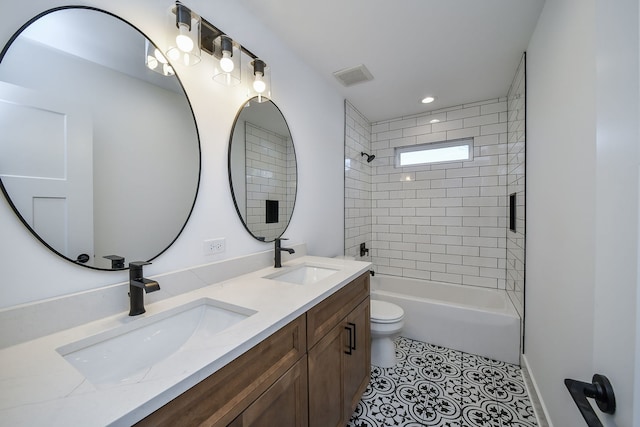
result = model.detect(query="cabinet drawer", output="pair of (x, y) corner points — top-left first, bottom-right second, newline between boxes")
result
(135, 315), (306, 427)
(306, 272), (369, 349)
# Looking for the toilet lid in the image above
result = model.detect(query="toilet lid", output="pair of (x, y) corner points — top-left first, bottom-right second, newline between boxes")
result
(371, 300), (404, 323)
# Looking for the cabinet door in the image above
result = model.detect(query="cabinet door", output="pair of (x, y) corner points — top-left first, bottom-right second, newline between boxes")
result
(307, 323), (345, 427)
(344, 298), (371, 419)
(229, 357), (308, 427)
(307, 273), (369, 348)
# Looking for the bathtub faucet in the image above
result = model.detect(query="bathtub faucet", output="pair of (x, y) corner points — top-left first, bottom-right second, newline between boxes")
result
(274, 237), (295, 268)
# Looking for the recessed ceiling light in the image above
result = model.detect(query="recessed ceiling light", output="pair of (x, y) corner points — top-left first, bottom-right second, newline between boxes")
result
(430, 119), (440, 124)
(421, 96), (436, 104)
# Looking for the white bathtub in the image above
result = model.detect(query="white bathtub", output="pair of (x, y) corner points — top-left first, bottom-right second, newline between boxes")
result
(371, 274), (521, 365)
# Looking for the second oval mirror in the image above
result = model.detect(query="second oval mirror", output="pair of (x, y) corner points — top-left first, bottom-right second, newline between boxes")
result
(229, 98), (297, 242)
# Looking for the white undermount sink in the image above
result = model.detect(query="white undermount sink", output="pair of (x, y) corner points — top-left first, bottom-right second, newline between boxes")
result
(264, 264), (339, 285)
(56, 298), (255, 388)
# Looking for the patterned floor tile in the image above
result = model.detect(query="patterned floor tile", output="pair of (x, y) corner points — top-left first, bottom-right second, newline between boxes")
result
(348, 337), (538, 427)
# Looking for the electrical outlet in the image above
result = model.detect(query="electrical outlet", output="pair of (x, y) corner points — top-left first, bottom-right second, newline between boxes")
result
(203, 238), (225, 255)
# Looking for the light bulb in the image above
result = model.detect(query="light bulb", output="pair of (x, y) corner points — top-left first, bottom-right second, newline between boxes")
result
(220, 51), (234, 73)
(253, 73), (266, 93)
(154, 48), (168, 64)
(176, 23), (194, 52)
(146, 56), (158, 70)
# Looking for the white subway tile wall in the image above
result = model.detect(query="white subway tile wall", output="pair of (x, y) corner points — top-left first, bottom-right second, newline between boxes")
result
(369, 98), (509, 289)
(245, 122), (295, 239)
(344, 101), (373, 259)
(506, 55), (526, 317)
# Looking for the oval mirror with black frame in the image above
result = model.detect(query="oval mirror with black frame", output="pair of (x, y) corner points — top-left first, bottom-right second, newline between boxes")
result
(229, 98), (297, 242)
(0, 7), (201, 270)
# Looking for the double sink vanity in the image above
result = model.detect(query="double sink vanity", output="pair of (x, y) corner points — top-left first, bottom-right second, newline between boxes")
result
(0, 256), (371, 426)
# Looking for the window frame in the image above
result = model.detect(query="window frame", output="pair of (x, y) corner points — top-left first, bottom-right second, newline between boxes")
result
(395, 137), (474, 167)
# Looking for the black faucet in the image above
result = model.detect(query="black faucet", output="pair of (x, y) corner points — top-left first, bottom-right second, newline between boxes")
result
(274, 238), (295, 268)
(128, 261), (160, 316)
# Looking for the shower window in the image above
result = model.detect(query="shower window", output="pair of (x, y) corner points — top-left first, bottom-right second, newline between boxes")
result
(395, 137), (473, 167)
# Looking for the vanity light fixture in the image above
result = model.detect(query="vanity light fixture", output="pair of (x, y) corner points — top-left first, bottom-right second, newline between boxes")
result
(145, 40), (175, 76)
(250, 59), (271, 102)
(162, 2), (270, 92)
(166, 2), (201, 66)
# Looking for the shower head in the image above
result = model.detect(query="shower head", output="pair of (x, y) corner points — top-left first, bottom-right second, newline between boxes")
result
(361, 152), (375, 163)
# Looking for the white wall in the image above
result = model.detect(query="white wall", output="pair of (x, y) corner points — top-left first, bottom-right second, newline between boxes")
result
(0, 0), (345, 308)
(526, 0), (638, 425)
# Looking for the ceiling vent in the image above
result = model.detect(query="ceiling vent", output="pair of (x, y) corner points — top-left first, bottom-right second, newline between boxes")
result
(333, 64), (374, 87)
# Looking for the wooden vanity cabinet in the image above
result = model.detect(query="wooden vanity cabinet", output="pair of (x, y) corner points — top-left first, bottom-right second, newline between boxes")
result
(135, 272), (370, 427)
(307, 272), (370, 427)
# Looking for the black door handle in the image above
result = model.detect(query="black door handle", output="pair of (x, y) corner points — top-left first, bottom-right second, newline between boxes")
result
(564, 374), (615, 427)
(348, 322), (356, 350)
(344, 325), (353, 355)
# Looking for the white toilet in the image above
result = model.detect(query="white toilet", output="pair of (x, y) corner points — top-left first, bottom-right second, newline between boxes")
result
(370, 299), (405, 368)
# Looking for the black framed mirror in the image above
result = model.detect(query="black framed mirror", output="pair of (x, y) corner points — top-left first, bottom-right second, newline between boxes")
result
(228, 98), (297, 242)
(0, 7), (201, 270)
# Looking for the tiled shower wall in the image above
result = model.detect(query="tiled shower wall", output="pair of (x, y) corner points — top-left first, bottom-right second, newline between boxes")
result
(344, 101), (373, 259)
(506, 55), (526, 317)
(245, 122), (294, 239)
(369, 99), (509, 289)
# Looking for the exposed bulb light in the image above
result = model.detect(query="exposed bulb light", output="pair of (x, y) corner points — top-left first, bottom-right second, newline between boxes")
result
(145, 40), (174, 76)
(219, 36), (235, 72)
(220, 51), (234, 72)
(252, 59), (267, 93)
(165, 2), (201, 66)
(253, 73), (266, 93)
(154, 48), (168, 64)
(176, 24), (194, 52)
(146, 55), (158, 70)
(421, 96), (436, 104)
(175, 3), (194, 53)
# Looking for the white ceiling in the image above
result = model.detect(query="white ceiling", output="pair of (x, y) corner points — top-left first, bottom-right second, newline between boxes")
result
(236, 0), (545, 122)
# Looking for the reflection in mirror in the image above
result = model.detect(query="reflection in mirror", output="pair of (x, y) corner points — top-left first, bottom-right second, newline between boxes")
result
(0, 7), (200, 269)
(229, 98), (297, 242)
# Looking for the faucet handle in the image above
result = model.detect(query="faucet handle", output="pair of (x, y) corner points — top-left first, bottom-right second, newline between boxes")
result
(129, 261), (152, 267)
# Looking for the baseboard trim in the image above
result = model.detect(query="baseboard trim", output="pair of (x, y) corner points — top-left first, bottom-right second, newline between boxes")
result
(521, 354), (553, 427)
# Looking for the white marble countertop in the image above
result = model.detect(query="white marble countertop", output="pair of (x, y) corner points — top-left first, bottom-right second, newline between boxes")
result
(0, 256), (370, 426)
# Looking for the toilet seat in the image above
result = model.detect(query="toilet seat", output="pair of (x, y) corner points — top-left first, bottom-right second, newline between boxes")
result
(371, 300), (404, 324)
